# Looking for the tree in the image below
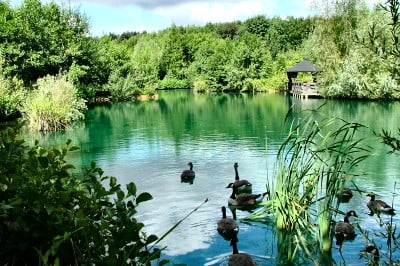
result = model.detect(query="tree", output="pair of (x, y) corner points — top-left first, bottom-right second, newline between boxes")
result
(0, 0), (89, 85)
(159, 26), (187, 80)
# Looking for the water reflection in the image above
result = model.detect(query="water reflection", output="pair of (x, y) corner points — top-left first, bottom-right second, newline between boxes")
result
(22, 90), (400, 264)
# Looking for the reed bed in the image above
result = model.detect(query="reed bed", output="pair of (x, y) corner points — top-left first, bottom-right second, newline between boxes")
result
(249, 108), (370, 264)
(24, 74), (86, 131)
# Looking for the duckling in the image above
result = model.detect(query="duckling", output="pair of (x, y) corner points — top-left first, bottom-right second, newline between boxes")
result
(217, 206), (239, 240)
(228, 234), (256, 266)
(334, 210), (358, 245)
(367, 193), (395, 215)
(181, 162), (195, 182)
(337, 187), (353, 203)
(226, 183), (267, 207)
(232, 162), (252, 193)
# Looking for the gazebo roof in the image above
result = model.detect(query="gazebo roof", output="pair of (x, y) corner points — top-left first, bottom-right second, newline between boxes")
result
(286, 60), (322, 73)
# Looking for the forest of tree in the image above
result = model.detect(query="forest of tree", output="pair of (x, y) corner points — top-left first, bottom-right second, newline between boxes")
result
(1, 1), (400, 264)
(0, 0), (399, 128)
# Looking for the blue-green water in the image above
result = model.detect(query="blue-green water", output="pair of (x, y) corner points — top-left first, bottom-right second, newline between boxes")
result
(24, 90), (400, 265)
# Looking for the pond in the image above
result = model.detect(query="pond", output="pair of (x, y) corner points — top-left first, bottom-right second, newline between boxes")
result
(24, 90), (400, 265)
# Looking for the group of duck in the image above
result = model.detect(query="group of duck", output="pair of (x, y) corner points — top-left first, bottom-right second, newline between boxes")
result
(181, 162), (267, 207)
(181, 162), (394, 264)
(181, 162), (267, 265)
(334, 188), (395, 262)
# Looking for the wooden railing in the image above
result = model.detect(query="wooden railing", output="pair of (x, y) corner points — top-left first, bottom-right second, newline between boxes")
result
(286, 82), (322, 99)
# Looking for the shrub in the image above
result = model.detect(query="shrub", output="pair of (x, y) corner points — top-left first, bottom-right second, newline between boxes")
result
(107, 71), (142, 100)
(0, 55), (25, 121)
(263, 73), (287, 91)
(193, 77), (209, 92)
(0, 76), (25, 122)
(0, 126), (166, 265)
(158, 78), (190, 89)
(24, 74), (86, 131)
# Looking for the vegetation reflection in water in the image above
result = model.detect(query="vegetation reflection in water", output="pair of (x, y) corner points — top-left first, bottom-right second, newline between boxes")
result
(24, 90), (400, 265)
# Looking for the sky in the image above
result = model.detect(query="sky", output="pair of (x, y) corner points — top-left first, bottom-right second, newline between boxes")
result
(9, 0), (381, 36)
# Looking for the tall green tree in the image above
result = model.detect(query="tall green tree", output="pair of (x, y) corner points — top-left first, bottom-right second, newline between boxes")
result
(0, 0), (89, 85)
(159, 26), (187, 80)
(225, 33), (270, 91)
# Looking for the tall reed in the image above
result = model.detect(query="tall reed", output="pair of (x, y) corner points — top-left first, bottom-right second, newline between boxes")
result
(250, 108), (369, 263)
(24, 74), (86, 131)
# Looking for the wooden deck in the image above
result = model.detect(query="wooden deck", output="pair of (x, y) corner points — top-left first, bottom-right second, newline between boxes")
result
(286, 82), (322, 99)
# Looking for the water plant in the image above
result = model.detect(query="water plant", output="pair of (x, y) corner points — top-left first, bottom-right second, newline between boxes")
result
(250, 107), (369, 264)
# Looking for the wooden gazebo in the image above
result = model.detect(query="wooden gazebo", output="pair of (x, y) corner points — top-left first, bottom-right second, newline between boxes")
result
(285, 60), (323, 98)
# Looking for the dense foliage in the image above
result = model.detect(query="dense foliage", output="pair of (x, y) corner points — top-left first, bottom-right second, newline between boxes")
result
(305, 0), (400, 99)
(1, 0), (400, 128)
(0, 0), (89, 85)
(0, 56), (24, 121)
(0, 126), (166, 265)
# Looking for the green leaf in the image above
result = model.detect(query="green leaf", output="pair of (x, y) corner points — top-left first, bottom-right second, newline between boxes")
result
(159, 259), (170, 266)
(109, 176), (117, 188)
(146, 234), (158, 244)
(126, 182), (137, 197)
(38, 156), (49, 168)
(69, 146), (79, 151)
(64, 164), (76, 170)
(117, 190), (125, 201)
(136, 192), (153, 205)
(0, 183), (8, 191)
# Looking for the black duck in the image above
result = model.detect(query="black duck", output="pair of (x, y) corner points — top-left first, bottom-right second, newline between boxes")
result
(181, 162), (195, 182)
(334, 210), (358, 245)
(226, 183), (266, 208)
(367, 193), (395, 215)
(231, 162), (252, 193)
(217, 206), (239, 240)
(228, 234), (256, 266)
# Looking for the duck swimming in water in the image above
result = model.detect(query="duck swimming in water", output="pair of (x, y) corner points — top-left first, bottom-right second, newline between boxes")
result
(217, 206), (239, 240)
(334, 210), (358, 246)
(226, 183), (267, 208)
(367, 193), (395, 215)
(181, 162), (195, 183)
(230, 162), (252, 193)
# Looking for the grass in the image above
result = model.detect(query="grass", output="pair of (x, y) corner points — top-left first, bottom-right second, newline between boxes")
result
(23, 74), (86, 131)
(249, 106), (370, 264)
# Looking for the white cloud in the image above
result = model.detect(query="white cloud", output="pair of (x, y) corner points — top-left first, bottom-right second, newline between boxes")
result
(68, 0), (240, 9)
(153, 0), (277, 26)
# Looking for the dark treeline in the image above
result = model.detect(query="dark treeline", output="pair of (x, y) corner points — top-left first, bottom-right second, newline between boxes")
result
(1, 0), (400, 130)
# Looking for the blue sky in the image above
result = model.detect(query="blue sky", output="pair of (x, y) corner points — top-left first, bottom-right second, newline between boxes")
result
(9, 0), (380, 36)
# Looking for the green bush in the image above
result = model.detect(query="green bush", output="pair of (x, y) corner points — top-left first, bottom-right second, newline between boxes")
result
(107, 71), (142, 100)
(193, 77), (210, 92)
(158, 78), (190, 89)
(23, 74), (86, 131)
(0, 76), (25, 121)
(0, 126), (167, 265)
(0, 55), (25, 121)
